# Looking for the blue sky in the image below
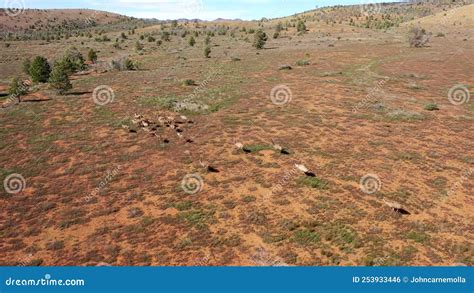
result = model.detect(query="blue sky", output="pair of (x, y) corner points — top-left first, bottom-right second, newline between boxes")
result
(18, 0), (394, 20)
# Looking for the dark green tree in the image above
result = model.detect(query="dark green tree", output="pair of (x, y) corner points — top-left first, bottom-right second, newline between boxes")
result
(49, 62), (72, 95)
(29, 56), (51, 83)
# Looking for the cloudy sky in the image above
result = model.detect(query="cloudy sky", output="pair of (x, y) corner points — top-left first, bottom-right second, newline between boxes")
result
(12, 0), (395, 20)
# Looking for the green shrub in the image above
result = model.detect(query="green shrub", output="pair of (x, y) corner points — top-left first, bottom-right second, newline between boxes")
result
(109, 57), (136, 71)
(29, 56), (51, 83)
(293, 229), (320, 245)
(297, 20), (307, 33)
(408, 27), (430, 48)
(424, 103), (439, 111)
(161, 32), (171, 42)
(296, 59), (310, 66)
(204, 36), (211, 45)
(61, 47), (86, 73)
(87, 49), (98, 63)
(183, 79), (196, 86)
(189, 36), (196, 47)
(253, 29), (268, 49)
(204, 46), (211, 58)
(49, 62), (72, 95)
(297, 176), (328, 190)
(135, 41), (143, 51)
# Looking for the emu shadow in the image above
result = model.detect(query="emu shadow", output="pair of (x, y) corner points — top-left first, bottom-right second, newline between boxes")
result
(207, 166), (220, 173)
(394, 208), (411, 215)
(68, 91), (93, 96)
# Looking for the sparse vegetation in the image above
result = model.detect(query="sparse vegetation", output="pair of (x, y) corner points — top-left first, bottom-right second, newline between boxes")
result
(0, 2), (471, 267)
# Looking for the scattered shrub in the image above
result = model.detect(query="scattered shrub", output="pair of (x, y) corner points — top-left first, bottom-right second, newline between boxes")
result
(87, 49), (98, 63)
(296, 59), (310, 66)
(188, 36), (196, 47)
(408, 27), (430, 48)
(253, 29), (268, 49)
(135, 41), (143, 51)
(293, 229), (320, 245)
(204, 46), (211, 58)
(161, 32), (171, 42)
(183, 79), (197, 86)
(109, 56), (136, 71)
(297, 20), (307, 33)
(424, 103), (439, 111)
